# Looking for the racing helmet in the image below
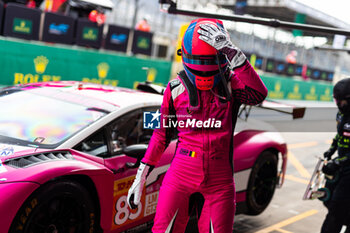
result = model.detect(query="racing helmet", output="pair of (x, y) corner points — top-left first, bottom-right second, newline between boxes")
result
(181, 18), (229, 91)
(333, 78), (350, 114)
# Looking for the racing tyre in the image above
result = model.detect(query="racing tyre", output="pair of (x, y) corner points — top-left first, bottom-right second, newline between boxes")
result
(246, 151), (278, 215)
(9, 179), (99, 233)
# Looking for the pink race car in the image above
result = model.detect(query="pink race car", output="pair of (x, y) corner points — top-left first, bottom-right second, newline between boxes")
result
(0, 81), (287, 233)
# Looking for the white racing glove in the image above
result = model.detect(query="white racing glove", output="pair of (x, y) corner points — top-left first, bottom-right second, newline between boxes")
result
(127, 162), (153, 209)
(197, 23), (247, 69)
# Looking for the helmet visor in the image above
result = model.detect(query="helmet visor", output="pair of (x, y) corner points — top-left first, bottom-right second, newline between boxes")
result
(182, 53), (227, 65)
(184, 65), (219, 77)
(182, 53), (227, 77)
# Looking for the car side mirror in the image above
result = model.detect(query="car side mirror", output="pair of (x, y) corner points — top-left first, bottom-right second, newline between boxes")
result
(123, 144), (148, 168)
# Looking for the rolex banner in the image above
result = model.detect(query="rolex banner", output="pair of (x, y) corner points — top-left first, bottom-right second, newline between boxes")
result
(0, 38), (171, 89)
(76, 18), (103, 49)
(261, 74), (333, 101)
(132, 30), (153, 56)
(3, 3), (41, 41)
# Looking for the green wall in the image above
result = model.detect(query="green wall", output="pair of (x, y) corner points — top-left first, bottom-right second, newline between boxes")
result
(261, 74), (333, 102)
(0, 38), (171, 89)
(0, 38), (334, 102)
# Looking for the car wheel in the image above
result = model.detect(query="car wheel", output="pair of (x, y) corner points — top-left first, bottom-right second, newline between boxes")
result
(246, 151), (278, 215)
(9, 179), (99, 233)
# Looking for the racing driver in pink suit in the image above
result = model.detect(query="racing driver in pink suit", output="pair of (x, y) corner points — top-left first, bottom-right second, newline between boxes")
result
(128, 18), (268, 233)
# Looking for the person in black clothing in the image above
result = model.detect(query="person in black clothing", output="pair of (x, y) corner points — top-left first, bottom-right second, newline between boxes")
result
(321, 78), (350, 233)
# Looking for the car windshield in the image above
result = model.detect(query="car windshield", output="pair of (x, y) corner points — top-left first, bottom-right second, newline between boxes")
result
(0, 87), (110, 147)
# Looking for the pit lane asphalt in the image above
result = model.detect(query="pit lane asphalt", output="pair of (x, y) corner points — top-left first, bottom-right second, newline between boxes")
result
(234, 101), (341, 233)
(233, 132), (334, 233)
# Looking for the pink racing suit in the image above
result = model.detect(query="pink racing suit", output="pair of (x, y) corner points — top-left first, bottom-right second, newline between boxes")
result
(142, 61), (267, 233)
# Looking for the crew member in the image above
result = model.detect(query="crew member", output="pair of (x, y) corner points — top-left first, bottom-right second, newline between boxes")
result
(321, 78), (350, 232)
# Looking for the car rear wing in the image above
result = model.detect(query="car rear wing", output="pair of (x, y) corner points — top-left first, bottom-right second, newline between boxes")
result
(239, 99), (306, 121)
(137, 82), (306, 120)
(259, 100), (306, 119)
(136, 81), (165, 95)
